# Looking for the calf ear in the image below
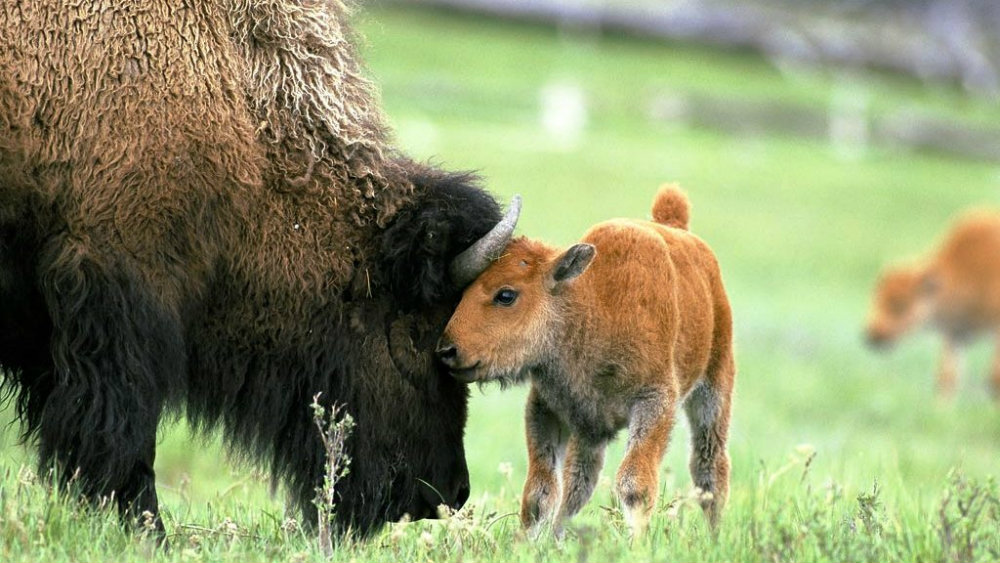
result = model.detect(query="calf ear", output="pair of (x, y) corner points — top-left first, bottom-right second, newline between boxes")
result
(549, 243), (596, 290)
(920, 272), (940, 295)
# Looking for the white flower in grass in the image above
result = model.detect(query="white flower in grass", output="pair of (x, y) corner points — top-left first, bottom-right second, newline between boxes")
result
(498, 462), (513, 480)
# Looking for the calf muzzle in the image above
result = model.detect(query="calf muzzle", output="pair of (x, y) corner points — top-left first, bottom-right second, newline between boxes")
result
(435, 338), (481, 382)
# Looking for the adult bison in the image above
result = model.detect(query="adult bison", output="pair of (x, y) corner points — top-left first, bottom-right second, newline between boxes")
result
(0, 0), (516, 536)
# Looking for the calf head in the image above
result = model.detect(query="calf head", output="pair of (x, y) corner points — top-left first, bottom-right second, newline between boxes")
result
(437, 237), (596, 384)
(865, 263), (938, 348)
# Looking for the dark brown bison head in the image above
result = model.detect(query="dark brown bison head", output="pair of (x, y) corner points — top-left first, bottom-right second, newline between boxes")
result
(381, 166), (521, 310)
(303, 165), (520, 531)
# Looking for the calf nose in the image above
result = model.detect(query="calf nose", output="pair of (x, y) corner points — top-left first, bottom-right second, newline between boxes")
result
(436, 338), (459, 368)
(865, 329), (890, 350)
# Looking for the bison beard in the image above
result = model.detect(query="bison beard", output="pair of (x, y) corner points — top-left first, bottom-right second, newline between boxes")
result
(0, 0), (510, 537)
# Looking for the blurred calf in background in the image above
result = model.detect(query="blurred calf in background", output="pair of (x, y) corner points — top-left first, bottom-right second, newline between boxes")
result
(865, 210), (1000, 400)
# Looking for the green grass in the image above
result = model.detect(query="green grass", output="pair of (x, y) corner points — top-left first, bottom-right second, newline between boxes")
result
(2, 5), (999, 561)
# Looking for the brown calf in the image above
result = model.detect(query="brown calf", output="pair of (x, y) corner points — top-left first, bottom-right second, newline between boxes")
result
(866, 210), (1000, 399)
(437, 185), (735, 536)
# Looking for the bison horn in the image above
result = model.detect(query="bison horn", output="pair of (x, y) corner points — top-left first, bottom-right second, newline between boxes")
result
(450, 194), (522, 288)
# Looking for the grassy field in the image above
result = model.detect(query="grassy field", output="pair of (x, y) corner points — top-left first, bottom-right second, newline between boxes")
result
(1, 5), (999, 561)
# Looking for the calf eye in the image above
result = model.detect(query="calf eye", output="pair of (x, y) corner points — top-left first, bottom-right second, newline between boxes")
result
(493, 288), (518, 307)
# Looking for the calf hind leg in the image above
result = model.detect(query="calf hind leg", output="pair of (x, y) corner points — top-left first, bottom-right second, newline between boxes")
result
(683, 376), (732, 530)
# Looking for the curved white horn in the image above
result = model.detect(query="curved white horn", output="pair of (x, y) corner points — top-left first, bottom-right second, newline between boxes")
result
(450, 194), (522, 288)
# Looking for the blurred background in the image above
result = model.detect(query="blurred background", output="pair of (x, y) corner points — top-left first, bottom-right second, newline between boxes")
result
(361, 0), (1000, 501)
(3, 0), (999, 537)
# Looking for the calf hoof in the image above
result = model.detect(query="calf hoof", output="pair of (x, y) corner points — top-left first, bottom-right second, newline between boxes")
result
(520, 486), (558, 533)
(615, 478), (654, 538)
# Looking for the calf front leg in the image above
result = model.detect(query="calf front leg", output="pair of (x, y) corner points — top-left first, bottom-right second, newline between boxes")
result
(520, 387), (567, 536)
(553, 435), (606, 537)
(615, 386), (675, 537)
(937, 337), (960, 398)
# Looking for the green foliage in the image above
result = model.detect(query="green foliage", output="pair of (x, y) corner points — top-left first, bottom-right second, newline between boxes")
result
(0, 454), (997, 561)
(935, 472), (1000, 563)
(1, 5), (998, 561)
(310, 394), (355, 558)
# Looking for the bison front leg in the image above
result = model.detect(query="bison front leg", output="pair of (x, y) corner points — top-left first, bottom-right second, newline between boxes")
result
(520, 387), (567, 537)
(615, 387), (675, 537)
(38, 238), (183, 533)
(553, 435), (606, 538)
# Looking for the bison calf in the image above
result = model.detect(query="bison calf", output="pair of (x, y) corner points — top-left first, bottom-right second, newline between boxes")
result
(437, 185), (735, 536)
(865, 210), (1000, 400)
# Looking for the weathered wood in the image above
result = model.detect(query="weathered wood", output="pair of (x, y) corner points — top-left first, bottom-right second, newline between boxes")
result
(381, 0), (1000, 97)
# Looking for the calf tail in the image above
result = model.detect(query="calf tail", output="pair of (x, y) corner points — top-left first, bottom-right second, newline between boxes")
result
(651, 183), (690, 230)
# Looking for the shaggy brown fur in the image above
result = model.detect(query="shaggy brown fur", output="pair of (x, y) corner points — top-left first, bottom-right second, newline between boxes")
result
(0, 0), (510, 536)
(438, 185), (736, 536)
(1, 0), (402, 307)
(866, 210), (1000, 400)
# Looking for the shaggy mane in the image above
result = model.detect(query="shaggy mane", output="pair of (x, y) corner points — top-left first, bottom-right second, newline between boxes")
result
(227, 0), (409, 225)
